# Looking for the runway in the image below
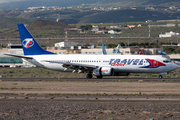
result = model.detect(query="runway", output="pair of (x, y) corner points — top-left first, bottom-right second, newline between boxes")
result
(0, 77), (180, 82)
(0, 99), (180, 102)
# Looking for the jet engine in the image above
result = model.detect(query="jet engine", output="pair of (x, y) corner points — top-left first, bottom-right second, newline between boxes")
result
(93, 67), (114, 76)
(93, 67), (130, 77)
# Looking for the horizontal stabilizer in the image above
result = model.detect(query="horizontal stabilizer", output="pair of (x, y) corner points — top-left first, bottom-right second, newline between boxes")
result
(4, 54), (33, 59)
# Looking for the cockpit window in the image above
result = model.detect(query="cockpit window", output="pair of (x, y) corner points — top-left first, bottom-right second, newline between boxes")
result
(163, 59), (171, 63)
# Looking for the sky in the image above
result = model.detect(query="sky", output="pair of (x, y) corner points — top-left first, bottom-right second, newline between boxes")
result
(0, 0), (24, 3)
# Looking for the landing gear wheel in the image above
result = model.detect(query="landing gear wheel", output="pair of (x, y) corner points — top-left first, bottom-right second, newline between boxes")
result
(86, 74), (92, 79)
(159, 75), (163, 79)
(96, 76), (103, 79)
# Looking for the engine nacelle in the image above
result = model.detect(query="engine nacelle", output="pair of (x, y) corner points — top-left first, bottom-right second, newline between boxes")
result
(93, 67), (114, 76)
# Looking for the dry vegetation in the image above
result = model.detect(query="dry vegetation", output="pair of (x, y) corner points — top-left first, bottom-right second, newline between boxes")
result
(0, 67), (179, 78)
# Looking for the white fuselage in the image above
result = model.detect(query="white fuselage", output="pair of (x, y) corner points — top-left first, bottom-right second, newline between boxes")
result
(16, 24), (179, 79)
(24, 54), (178, 74)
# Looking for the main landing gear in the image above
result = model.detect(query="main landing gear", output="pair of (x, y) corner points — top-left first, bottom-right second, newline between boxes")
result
(86, 74), (103, 79)
(159, 75), (163, 79)
(96, 76), (103, 79)
(86, 73), (92, 79)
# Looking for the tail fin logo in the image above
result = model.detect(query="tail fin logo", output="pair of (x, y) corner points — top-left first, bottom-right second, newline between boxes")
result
(22, 38), (34, 48)
(139, 49), (143, 55)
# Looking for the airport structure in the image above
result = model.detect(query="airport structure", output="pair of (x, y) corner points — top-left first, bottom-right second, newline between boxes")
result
(159, 31), (180, 38)
(0, 44), (35, 67)
(0, 55), (23, 67)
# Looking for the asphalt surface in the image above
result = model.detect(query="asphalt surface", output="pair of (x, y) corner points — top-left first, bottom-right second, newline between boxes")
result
(1, 99), (180, 102)
(0, 77), (180, 82)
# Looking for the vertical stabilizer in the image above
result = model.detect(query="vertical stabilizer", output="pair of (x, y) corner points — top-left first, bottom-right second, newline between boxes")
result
(139, 49), (144, 55)
(18, 24), (55, 55)
(102, 43), (107, 55)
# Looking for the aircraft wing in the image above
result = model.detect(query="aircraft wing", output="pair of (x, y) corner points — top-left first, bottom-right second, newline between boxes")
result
(4, 54), (33, 59)
(44, 60), (97, 72)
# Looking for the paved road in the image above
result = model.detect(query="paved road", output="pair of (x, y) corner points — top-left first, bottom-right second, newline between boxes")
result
(0, 98), (180, 102)
(0, 77), (180, 82)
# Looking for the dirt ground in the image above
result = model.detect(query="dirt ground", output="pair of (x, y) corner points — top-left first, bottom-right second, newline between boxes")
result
(1, 100), (180, 120)
(0, 81), (180, 95)
(1, 81), (180, 120)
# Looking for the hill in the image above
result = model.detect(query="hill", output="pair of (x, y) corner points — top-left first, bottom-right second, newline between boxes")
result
(0, 19), (180, 39)
(27, 19), (70, 38)
(0, 18), (33, 30)
(0, 19), (77, 38)
(94, 0), (180, 7)
(10, 9), (180, 24)
(0, 9), (179, 25)
(0, 0), (179, 10)
(78, 9), (173, 23)
(0, 0), (179, 25)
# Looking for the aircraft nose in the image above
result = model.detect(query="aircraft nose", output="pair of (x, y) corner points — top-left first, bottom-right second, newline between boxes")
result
(173, 63), (179, 70)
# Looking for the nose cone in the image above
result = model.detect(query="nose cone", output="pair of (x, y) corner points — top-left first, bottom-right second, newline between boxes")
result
(172, 63), (179, 70)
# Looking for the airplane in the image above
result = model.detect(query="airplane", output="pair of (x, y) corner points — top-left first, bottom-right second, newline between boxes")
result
(5, 24), (179, 79)
(173, 60), (180, 67)
(102, 43), (123, 55)
(102, 43), (107, 55)
(139, 49), (144, 55)
(139, 49), (166, 55)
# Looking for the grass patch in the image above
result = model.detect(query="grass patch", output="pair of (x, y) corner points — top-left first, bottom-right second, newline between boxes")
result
(0, 68), (180, 78)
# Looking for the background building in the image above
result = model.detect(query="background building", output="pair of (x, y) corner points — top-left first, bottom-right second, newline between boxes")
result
(0, 44), (35, 67)
(159, 31), (179, 38)
(0, 55), (23, 67)
(55, 42), (77, 48)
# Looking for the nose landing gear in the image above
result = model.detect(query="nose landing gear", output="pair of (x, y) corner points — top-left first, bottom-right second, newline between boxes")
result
(159, 72), (167, 79)
(159, 75), (162, 79)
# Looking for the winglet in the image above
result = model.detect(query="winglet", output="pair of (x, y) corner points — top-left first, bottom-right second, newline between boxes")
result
(18, 24), (55, 55)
